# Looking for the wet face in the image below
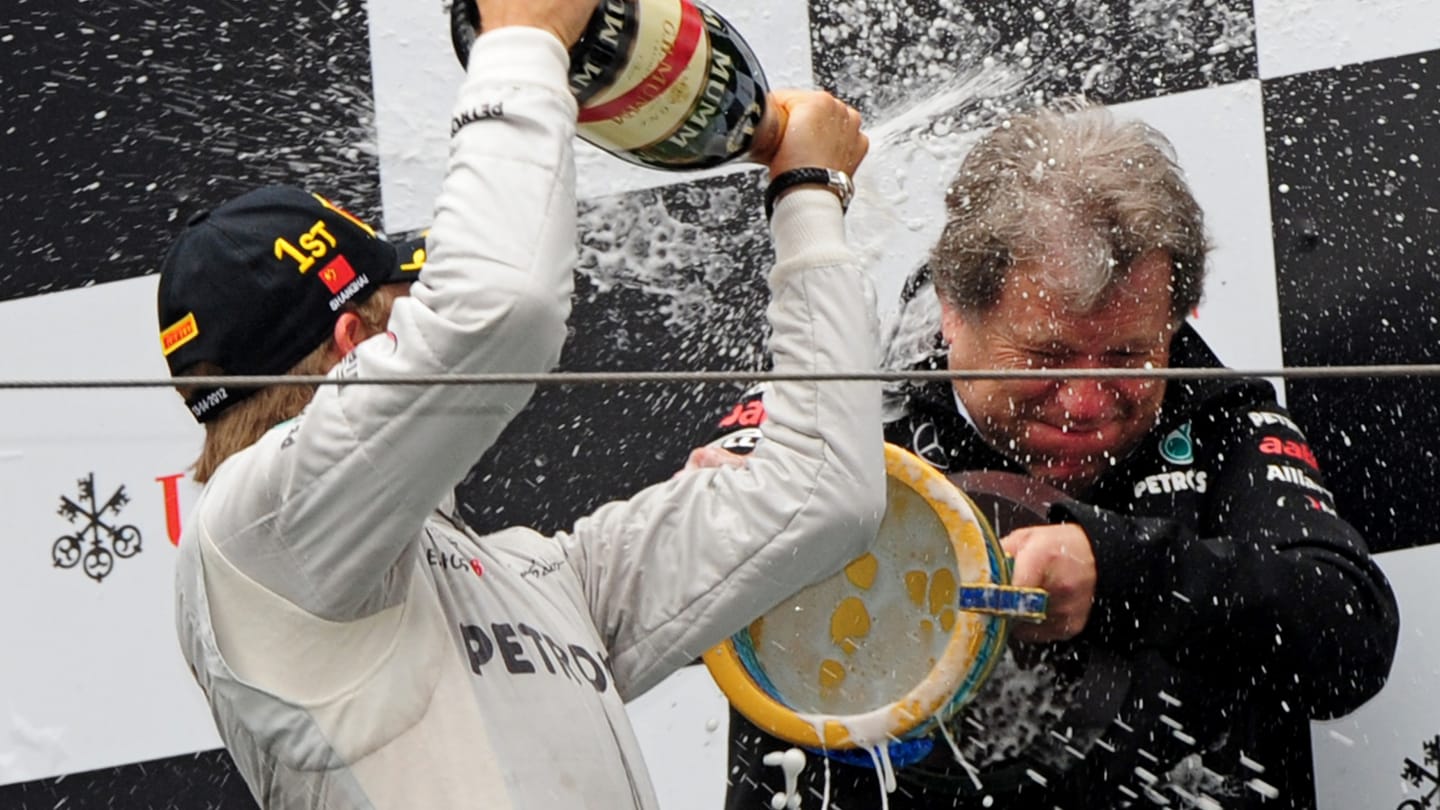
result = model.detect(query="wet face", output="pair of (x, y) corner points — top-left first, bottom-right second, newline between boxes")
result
(939, 250), (1179, 496)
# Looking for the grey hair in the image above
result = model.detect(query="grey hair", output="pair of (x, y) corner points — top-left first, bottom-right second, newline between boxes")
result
(929, 101), (1209, 319)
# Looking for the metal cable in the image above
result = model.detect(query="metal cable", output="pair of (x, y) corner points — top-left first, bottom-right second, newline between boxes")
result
(2, 364), (1438, 391)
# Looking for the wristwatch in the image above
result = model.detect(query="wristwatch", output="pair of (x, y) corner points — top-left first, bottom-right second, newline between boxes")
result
(764, 167), (855, 220)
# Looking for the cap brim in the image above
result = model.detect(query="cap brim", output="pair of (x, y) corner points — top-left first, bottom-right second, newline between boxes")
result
(382, 232), (428, 283)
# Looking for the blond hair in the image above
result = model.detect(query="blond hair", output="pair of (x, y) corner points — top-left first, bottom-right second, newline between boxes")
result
(178, 286), (400, 483)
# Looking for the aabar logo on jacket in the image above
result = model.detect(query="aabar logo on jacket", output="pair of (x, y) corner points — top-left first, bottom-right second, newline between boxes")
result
(718, 398), (766, 428)
(1258, 436), (1319, 469)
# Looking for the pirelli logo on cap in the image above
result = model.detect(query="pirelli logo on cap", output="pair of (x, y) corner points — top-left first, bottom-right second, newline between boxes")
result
(160, 312), (199, 356)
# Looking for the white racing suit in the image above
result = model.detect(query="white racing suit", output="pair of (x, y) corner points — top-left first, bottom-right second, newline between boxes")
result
(173, 26), (884, 810)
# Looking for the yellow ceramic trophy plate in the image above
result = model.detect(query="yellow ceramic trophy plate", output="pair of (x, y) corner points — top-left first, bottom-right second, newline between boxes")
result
(703, 443), (1047, 754)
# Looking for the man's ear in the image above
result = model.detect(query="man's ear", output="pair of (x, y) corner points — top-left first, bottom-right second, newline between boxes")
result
(332, 312), (367, 357)
(937, 296), (963, 347)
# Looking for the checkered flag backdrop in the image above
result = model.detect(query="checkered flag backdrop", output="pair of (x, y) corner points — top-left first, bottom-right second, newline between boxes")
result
(0, 0), (1435, 807)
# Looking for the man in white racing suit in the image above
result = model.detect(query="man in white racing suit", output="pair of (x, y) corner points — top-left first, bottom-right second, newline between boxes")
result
(155, 1), (882, 807)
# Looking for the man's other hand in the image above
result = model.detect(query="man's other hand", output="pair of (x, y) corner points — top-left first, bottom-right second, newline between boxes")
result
(676, 446), (750, 477)
(1000, 523), (1097, 642)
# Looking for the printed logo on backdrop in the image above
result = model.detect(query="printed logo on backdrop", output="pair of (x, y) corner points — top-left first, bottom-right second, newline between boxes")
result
(156, 473), (186, 545)
(1399, 734), (1440, 809)
(53, 473), (143, 582)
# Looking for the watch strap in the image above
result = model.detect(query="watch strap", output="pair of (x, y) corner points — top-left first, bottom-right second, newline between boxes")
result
(764, 167), (854, 220)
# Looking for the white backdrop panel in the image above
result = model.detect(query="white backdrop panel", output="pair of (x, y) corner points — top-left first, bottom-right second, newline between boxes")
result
(0, 276), (215, 784)
(626, 664), (731, 810)
(1254, 0), (1440, 79)
(1312, 543), (1440, 809)
(1116, 81), (1286, 383)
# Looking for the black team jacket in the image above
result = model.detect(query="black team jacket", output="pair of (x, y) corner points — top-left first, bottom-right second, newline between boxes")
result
(712, 323), (1398, 810)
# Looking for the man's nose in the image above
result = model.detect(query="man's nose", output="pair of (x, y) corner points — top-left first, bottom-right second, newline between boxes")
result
(1054, 377), (1117, 424)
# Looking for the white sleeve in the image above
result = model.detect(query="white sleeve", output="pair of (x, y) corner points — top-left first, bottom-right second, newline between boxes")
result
(202, 27), (578, 620)
(560, 188), (887, 700)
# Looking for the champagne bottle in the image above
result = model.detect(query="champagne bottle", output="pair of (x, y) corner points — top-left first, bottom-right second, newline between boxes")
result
(450, 0), (784, 170)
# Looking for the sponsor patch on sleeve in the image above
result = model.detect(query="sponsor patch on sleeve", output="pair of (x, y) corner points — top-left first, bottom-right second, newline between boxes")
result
(718, 398), (766, 429)
(715, 427), (762, 454)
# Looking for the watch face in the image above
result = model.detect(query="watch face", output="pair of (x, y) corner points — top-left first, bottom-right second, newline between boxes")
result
(828, 169), (855, 208)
